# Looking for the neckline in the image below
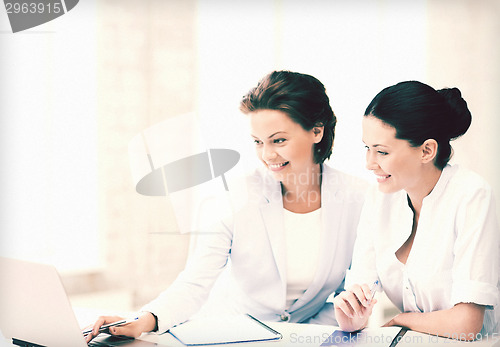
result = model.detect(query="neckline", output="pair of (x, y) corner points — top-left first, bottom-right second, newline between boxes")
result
(284, 207), (322, 216)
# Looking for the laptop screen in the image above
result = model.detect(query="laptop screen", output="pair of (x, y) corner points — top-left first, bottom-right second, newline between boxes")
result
(0, 257), (88, 347)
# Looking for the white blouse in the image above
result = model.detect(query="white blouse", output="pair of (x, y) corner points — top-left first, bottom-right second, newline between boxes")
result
(283, 208), (322, 309)
(346, 165), (499, 334)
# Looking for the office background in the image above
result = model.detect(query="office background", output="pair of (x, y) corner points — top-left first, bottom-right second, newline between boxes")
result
(1, 0), (498, 325)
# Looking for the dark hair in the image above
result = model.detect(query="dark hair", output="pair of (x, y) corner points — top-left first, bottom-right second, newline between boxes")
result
(364, 81), (472, 170)
(240, 70), (336, 164)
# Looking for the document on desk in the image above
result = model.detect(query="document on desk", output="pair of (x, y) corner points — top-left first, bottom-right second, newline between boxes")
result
(320, 327), (404, 346)
(167, 314), (282, 346)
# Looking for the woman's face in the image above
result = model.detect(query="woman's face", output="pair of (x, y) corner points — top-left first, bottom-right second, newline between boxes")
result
(249, 109), (323, 184)
(362, 115), (425, 194)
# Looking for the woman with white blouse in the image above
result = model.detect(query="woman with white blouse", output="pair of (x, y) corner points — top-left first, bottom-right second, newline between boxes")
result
(333, 81), (499, 340)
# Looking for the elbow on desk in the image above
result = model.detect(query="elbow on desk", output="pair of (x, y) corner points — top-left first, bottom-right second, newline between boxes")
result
(453, 319), (484, 341)
(391, 303), (485, 342)
(448, 303), (485, 341)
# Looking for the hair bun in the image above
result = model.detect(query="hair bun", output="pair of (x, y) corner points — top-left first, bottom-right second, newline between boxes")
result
(437, 87), (472, 140)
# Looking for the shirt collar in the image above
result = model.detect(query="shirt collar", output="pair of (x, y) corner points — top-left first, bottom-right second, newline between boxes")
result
(421, 164), (458, 204)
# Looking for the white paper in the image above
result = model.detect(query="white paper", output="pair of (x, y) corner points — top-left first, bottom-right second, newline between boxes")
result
(168, 314), (281, 346)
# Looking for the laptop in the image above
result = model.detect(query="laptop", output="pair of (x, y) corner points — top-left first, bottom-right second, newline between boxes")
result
(0, 257), (159, 347)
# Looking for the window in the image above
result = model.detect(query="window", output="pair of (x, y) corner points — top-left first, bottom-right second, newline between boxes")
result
(0, 3), (100, 273)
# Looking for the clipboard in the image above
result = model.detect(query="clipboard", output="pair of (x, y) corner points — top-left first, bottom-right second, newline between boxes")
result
(167, 314), (282, 346)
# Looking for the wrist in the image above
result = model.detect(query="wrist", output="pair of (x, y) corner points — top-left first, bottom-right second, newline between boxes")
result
(388, 313), (403, 327)
(138, 311), (158, 333)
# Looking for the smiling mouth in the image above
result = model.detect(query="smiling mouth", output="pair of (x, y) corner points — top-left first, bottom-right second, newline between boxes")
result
(268, 162), (289, 170)
(375, 174), (391, 182)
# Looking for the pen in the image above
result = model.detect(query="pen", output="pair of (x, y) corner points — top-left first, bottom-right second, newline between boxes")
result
(82, 316), (139, 336)
(368, 280), (379, 303)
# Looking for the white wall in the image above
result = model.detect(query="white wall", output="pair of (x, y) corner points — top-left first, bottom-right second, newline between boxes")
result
(0, 1), (100, 272)
(426, 0), (500, 218)
(197, 0), (499, 213)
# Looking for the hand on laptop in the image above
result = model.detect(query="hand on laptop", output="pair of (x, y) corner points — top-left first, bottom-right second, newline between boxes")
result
(84, 312), (157, 343)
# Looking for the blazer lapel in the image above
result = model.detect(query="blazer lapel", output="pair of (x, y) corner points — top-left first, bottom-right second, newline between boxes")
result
(290, 165), (343, 309)
(259, 174), (287, 298)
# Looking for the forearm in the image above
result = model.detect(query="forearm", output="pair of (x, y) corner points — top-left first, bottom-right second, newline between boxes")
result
(386, 303), (485, 341)
(137, 312), (157, 333)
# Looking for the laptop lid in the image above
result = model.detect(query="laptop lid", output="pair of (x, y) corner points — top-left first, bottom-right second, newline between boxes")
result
(0, 257), (88, 347)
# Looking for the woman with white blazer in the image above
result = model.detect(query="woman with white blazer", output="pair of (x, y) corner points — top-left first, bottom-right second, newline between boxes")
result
(86, 71), (368, 341)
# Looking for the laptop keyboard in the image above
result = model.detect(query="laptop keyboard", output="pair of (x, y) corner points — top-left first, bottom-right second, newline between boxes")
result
(88, 334), (136, 346)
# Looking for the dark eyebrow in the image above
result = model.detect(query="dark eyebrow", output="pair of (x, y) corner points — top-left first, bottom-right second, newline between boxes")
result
(251, 132), (288, 140)
(362, 140), (389, 148)
(268, 131), (287, 138)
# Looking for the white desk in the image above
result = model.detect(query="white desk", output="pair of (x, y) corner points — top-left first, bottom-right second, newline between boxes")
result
(136, 322), (499, 347)
(3, 317), (497, 346)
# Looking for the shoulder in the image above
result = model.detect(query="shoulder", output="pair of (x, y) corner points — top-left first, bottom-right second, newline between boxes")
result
(225, 167), (280, 206)
(238, 166), (279, 195)
(447, 165), (491, 189)
(225, 167), (267, 190)
(444, 165), (493, 200)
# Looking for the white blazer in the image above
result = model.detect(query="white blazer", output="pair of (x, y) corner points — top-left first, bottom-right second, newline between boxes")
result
(142, 164), (368, 333)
